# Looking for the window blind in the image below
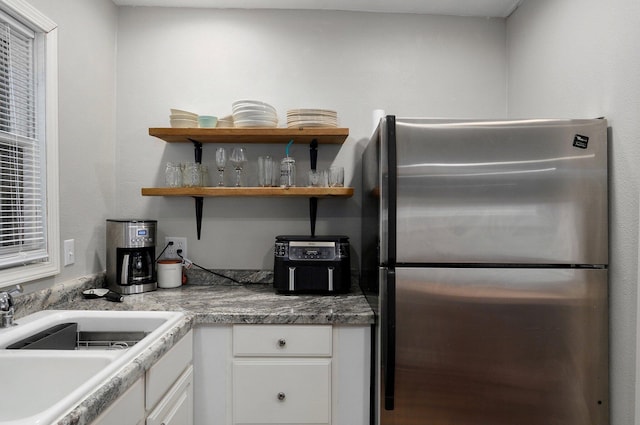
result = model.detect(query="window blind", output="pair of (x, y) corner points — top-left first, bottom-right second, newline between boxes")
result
(0, 11), (47, 269)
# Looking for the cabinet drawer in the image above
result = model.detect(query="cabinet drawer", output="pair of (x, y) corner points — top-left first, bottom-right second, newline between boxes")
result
(233, 359), (331, 424)
(233, 325), (332, 357)
(91, 377), (144, 425)
(147, 365), (193, 425)
(146, 330), (193, 409)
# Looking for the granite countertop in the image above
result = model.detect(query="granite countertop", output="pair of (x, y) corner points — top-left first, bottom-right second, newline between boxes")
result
(13, 271), (374, 425)
(51, 281), (375, 326)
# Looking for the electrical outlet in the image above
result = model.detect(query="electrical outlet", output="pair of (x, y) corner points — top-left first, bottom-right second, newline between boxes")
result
(164, 236), (187, 259)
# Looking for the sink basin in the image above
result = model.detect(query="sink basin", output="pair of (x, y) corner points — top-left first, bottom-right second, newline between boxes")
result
(0, 351), (117, 422)
(0, 310), (185, 425)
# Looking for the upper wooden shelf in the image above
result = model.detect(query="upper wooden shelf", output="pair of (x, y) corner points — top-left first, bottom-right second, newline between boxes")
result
(148, 127), (349, 144)
(142, 186), (354, 198)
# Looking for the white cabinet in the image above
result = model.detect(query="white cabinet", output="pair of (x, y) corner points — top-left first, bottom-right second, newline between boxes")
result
(146, 330), (194, 425)
(146, 330), (193, 409)
(90, 330), (194, 425)
(193, 324), (370, 425)
(233, 359), (331, 424)
(233, 325), (332, 425)
(147, 365), (194, 425)
(91, 377), (145, 425)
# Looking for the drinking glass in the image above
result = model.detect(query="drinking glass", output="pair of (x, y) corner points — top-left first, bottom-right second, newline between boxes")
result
(329, 166), (344, 187)
(258, 156), (275, 187)
(182, 162), (202, 187)
(164, 162), (182, 187)
(215, 147), (227, 186)
(230, 147), (248, 187)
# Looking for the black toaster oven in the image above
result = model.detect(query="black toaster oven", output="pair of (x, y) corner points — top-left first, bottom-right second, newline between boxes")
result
(273, 235), (350, 294)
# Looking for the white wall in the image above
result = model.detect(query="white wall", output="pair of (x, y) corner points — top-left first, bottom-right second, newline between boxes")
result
(21, 0), (118, 292)
(115, 7), (507, 269)
(14, 1), (636, 423)
(507, 1), (640, 423)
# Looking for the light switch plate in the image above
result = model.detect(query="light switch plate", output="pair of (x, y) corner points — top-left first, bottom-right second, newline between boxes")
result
(63, 239), (75, 266)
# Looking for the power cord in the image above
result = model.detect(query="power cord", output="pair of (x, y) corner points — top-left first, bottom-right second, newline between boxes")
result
(155, 241), (173, 262)
(177, 249), (241, 284)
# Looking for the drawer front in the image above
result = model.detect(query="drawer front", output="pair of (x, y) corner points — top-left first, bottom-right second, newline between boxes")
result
(147, 365), (193, 425)
(91, 377), (145, 425)
(233, 359), (331, 424)
(233, 325), (332, 357)
(146, 330), (193, 409)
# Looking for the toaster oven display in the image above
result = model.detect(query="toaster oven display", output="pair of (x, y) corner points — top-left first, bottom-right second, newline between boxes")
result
(290, 246), (335, 260)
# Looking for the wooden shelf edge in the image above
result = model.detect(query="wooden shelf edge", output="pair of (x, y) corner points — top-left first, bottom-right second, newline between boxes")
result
(148, 127), (349, 144)
(141, 186), (354, 198)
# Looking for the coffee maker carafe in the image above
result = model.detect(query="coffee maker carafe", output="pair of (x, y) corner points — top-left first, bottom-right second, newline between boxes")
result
(106, 219), (157, 294)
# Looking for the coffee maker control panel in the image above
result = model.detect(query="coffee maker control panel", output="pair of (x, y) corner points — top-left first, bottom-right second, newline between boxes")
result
(125, 227), (154, 247)
(129, 228), (153, 245)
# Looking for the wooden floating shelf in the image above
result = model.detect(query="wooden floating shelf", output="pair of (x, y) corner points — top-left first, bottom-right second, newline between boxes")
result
(141, 186), (354, 198)
(149, 127), (349, 144)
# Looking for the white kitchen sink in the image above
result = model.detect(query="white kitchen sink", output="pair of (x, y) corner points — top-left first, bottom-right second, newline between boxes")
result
(0, 310), (185, 425)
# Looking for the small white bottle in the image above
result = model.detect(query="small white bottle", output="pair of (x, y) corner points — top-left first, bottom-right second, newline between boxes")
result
(280, 156), (296, 187)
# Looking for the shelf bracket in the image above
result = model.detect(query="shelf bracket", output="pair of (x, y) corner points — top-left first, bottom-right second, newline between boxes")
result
(309, 139), (319, 237)
(189, 138), (204, 239)
(193, 196), (203, 240)
(188, 139), (203, 163)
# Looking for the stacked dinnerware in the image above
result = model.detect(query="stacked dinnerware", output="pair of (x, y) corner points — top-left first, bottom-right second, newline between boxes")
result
(231, 100), (278, 128)
(217, 115), (234, 128)
(286, 108), (338, 128)
(169, 109), (198, 128)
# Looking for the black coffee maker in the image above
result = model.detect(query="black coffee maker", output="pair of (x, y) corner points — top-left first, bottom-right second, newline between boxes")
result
(106, 219), (157, 294)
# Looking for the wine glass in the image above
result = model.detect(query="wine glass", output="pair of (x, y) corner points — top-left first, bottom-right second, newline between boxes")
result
(215, 147), (227, 186)
(230, 147), (248, 187)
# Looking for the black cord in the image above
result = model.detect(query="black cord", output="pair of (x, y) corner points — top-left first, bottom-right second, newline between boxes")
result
(155, 241), (173, 262)
(177, 251), (241, 284)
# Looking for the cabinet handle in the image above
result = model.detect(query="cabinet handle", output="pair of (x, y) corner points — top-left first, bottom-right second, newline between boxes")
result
(278, 338), (286, 347)
(278, 392), (286, 401)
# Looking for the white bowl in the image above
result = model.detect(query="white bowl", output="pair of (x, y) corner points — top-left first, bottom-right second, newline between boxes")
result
(170, 108), (198, 118)
(170, 118), (198, 128)
(234, 119), (278, 128)
(232, 112), (278, 121)
(170, 113), (199, 120)
(232, 100), (276, 113)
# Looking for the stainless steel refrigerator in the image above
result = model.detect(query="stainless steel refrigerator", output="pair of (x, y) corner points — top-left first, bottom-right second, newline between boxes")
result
(361, 117), (609, 425)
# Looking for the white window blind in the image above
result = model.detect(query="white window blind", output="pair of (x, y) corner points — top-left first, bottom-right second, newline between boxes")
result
(0, 10), (47, 269)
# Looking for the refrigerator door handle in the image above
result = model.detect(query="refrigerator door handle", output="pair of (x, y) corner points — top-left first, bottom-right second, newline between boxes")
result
(383, 267), (396, 410)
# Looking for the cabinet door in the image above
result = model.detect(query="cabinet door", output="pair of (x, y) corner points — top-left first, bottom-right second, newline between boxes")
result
(147, 365), (194, 425)
(146, 330), (193, 409)
(91, 378), (145, 425)
(233, 359), (331, 424)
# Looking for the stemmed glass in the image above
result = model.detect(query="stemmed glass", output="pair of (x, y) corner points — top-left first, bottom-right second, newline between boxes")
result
(230, 147), (248, 187)
(215, 147), (227, 186)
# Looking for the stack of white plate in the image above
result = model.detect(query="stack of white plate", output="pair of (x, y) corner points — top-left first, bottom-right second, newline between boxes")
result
(217, 115), (234, 128)
(286, 108), (338, 128)
(169, 109), (198, 128)
(232, 100), (278, 128)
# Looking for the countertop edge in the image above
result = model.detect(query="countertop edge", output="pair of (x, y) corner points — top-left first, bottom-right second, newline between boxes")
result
(54, 314), (195, 425)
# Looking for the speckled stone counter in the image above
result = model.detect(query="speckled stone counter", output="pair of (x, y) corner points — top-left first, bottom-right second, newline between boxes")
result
(17, 269), (375, 325)
(52, 282), (374, 325)
(16, 270), (375, 325)
(10, 270), (374, 425)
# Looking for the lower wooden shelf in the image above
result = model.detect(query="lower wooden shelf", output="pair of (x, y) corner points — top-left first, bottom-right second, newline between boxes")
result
(141, 186), (353, 239)
(141, 187), (354, 198)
